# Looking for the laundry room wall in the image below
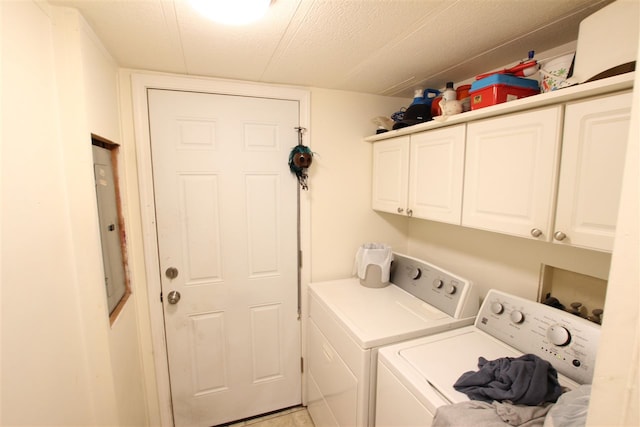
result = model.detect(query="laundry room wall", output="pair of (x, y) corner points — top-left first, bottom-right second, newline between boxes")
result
(53, 8), (150, 426)
(406, 221), (612, 300)
(1, 2), (149, 425)
(587, 39), (640, 427)
(2, 2), (96, 424)
(308, 88), (409, 281)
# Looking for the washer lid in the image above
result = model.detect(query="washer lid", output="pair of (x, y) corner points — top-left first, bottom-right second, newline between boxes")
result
(398, 330), (521, 404)
(309, 278), (473, 348)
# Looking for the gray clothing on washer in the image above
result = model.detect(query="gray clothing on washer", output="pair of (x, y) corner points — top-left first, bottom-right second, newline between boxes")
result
(432, 400), (553, 427)
(453, 354), (563, 405)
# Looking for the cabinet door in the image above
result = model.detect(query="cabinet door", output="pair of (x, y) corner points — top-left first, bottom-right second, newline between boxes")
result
(409, 125), (466, 224)
(372, 136), (410, 214)
(462, 106), (562, 239)
(553, 91), (632, 251)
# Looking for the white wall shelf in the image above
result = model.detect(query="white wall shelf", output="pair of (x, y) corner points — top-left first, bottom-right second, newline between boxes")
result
(365, 73), (635, 142)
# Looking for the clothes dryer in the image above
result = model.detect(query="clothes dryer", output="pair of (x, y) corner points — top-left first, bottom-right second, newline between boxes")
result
(307, 253), (479, 427)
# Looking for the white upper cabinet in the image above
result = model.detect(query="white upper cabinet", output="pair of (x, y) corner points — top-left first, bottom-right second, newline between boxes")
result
(553, 91), (632, 251)
(462, 106), (562, 240)
(409, 126), (466, 224)
(372, 136), (410, 215)
(372, 126), (465, 224)
(368, 74), (634, 252)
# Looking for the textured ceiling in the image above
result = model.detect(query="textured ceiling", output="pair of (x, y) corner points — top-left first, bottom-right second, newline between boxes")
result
(49, 0), (614, 98)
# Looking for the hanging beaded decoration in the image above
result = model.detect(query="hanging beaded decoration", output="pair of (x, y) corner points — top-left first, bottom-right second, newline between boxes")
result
(289, 127), (313, 190)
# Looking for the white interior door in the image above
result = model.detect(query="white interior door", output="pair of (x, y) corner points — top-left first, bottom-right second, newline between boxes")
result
(148, 89), (301, 427)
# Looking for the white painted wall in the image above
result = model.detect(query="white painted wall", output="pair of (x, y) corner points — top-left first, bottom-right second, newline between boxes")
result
(1, 3), (148, 425)
(1, 2), (96, 423)
(586, 35), (640, 427)
(70, 11), (149, 426)
(116, 71), (164, 426)
(406, 221), (612, 300)
(308, 88), (409, 281)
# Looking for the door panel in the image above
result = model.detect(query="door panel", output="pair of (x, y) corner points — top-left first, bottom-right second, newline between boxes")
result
(371, 136), (410, 214)
(409, 125), (465, 224)
(462, 107), (562, 239)
(148, 89), (301, 427)
(554, 92), (632, 251)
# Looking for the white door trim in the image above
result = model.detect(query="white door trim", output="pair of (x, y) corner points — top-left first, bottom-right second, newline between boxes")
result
(130, 73), (312, 427)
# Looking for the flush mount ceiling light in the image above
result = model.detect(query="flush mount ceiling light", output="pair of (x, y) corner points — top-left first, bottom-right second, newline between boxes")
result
(189, 0), (273, 25)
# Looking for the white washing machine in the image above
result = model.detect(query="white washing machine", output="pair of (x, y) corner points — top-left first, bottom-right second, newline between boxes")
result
(306, 253), (479, 427)
(376, 289), (601, 426)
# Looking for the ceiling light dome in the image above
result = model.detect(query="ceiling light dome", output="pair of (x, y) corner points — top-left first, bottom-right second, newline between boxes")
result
(189, 0), (272, 26)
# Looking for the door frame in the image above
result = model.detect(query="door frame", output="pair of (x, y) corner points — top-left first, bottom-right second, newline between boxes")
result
(131, 73), (311, 427)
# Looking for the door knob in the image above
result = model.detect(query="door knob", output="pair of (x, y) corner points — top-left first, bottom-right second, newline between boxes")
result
(165, 267), (179, 279)
(167, 290), (181, 305)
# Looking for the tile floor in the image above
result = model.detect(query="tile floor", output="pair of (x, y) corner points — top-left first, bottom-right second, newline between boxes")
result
(227, 406), (314, 427)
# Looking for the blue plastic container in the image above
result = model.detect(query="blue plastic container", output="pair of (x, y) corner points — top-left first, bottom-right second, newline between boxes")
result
(470, 74), (540, 91)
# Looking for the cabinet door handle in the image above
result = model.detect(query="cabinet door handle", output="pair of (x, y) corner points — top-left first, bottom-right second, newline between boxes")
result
(406, 209), (413, 217)
(397, 207), (404, 214)
(554, 231), (567, 241)
(530, 228), (543, 238)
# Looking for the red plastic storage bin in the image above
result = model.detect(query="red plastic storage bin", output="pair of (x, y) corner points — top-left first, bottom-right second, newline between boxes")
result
(469, 75), (540, 110)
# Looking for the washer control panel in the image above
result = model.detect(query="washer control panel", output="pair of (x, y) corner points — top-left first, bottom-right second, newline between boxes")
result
(390, 253), (479, 319)
(476, 290), (601, 384)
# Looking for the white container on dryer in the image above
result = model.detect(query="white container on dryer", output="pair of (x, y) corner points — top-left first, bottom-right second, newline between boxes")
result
(306, 253), (479, 427)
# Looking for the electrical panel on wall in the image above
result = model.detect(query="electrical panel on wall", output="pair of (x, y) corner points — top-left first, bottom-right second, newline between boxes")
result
(92, 142), (127, 316)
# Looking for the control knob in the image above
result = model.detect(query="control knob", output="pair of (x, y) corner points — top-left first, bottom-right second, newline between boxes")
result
(490, 302), (504, 315)
(433, 279), (444, 289)
(408, 267), (422, 280)
(547, 325), (571, 346)
(510, 310), (525, 324)
(445, 283), (456, 295)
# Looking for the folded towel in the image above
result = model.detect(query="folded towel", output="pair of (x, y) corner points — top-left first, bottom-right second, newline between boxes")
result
(453, 354), (563, 405)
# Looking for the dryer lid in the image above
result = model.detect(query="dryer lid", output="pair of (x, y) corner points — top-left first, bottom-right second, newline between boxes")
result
(309, 278), (473, 348)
